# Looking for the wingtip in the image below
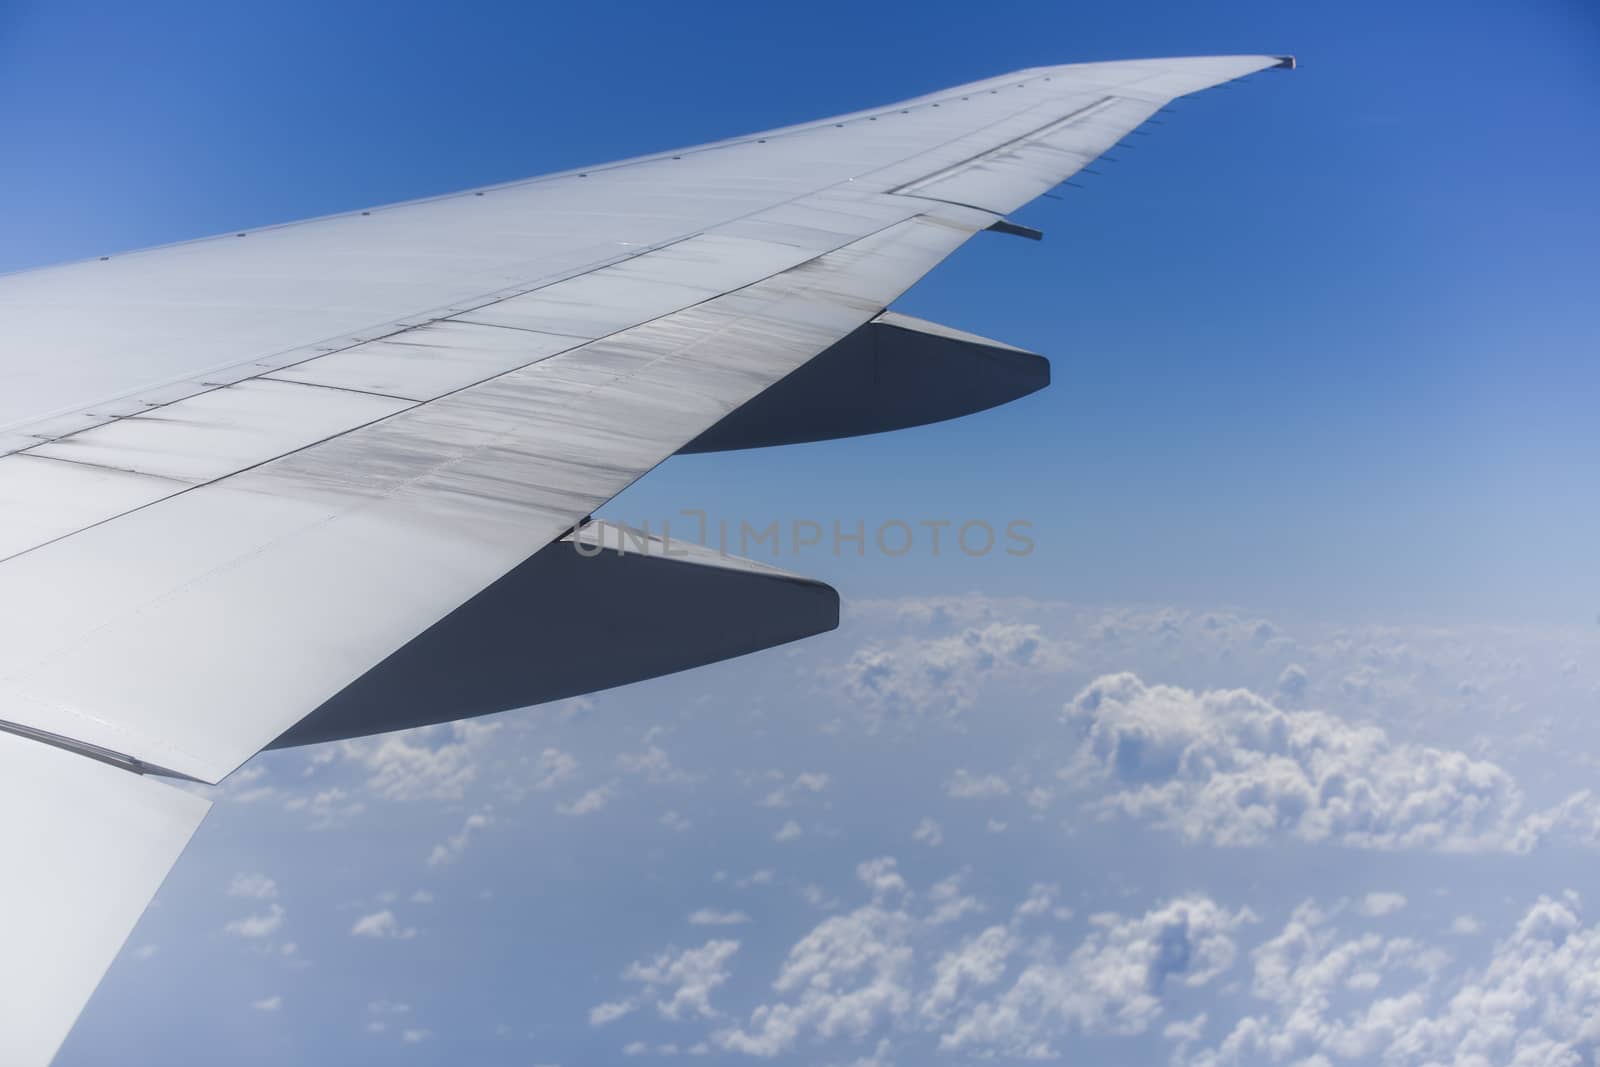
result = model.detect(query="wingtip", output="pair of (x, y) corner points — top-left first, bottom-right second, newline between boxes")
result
(1273, 55), (1296, 70)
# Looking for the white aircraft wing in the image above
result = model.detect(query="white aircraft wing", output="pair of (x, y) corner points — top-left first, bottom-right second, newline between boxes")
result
(0, 55), (1290, 1062)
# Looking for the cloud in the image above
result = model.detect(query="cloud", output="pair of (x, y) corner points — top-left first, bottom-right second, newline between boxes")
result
(623, 940), (741, 1021)
(351, 909), (417, 940)
(1166, 1012), (1209, 1043)
(1064, 673), (1569, 852)
(856, 858), (907, 900)
(799, 884), (838, 911)
(1410, 893), (1600, 1063)
(774, 820), (802, 842)
(735, 869), (775, 890)
(365, 1000), (412, 1033)
(529, 747), (578, 792)
(835, 620), (1070, 721)
(709, 863), (1250, 1061)
(848, 594), (1043, 632)
(760, 771), (830, 808)
(135, 593), (1600, 1064)
(945, 770), (1010, 800)
(1169, 894), (1600, 1067)
(559, 784), (615, 816)
(251, 995), (282, 1012)
(217, 764), (279, 806)
(921, 925), (1017, 1022)
(593, 852), (1295, 1064)
(1013, 884), (1066, 922)
(228, 873), (279, 900)
(618, 745), (700, 786)
(427, 808), (492, 866)
(688, 909), (751, 927)
(1276, 664), (1309, 703)
(281, 786), (365, 828)
(716, 901), (914, 1056)
(940, 895), (1257, 1058)
(926, 872), (982, 926)
(347, 720), (500, 803)
(1360, 892), (1407, 917)
(224, 904), (285, 939)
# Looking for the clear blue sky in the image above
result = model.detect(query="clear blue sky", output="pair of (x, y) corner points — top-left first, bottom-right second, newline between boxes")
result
(3, 0), (1596, 625)
(7, 5), (1600, 1066)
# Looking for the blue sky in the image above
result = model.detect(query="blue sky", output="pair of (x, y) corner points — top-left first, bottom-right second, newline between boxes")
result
(4, 1), (1599, 1064)
(3, 0), (1597, 623)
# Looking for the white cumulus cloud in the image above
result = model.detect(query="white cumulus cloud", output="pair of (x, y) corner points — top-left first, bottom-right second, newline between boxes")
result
(559, 783), (615, 817)
(623, 940), (741, 1022)
(1176, 893), (1600, 1067)
(224, 904), (285, 939)
(1360, 892), (1408, 917)
(227, 873), (279, 900)
(1063, 673), (1582, 852)
(941, 895), (1256, 1058)
(688, 909), (751, 927)
(351, 909), (417, 940)
(835, 621), (1070, 721)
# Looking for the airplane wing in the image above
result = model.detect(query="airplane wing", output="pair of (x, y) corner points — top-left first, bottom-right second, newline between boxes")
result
(0, 55), (1291, 1062)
